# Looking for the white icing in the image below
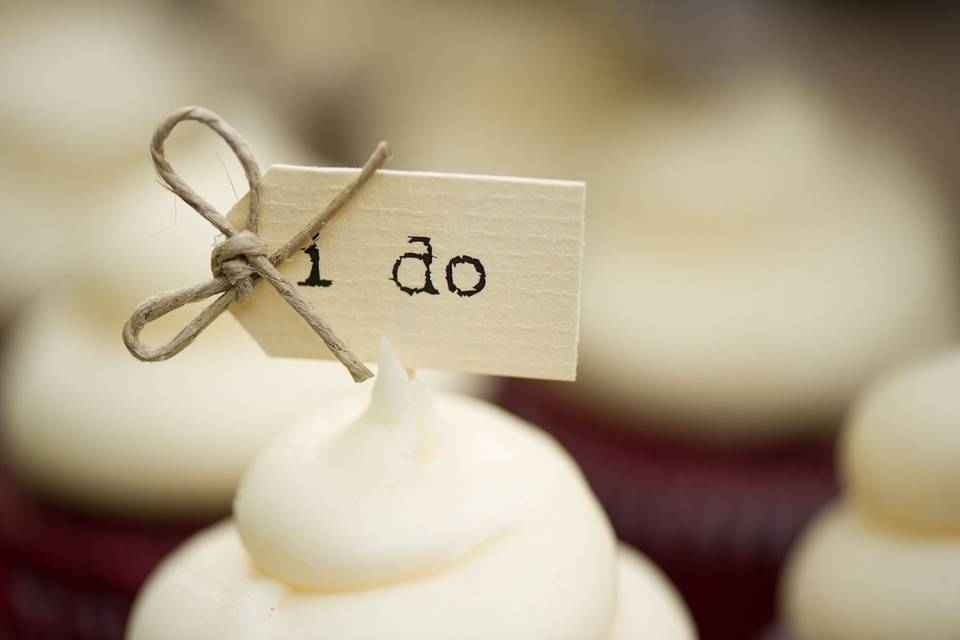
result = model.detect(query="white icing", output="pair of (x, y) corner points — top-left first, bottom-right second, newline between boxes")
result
(0, 4), (225, 312)
(128, 342), (695, 638)
(0, 287), (361, 519)
(843, 350), (960, 535)
(784, 349), (960, 639)
(610, 546), (698, 640)
(235, 340), (509, 591)
(0, 1), (330, 314)
(784, 504), (960, 640)
(574, 82), (960, 440)
(349, 4), (634, 180)
(212, 0), (633, 183)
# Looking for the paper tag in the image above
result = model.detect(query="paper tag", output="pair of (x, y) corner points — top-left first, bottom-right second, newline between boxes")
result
(225, 165), (585, 380)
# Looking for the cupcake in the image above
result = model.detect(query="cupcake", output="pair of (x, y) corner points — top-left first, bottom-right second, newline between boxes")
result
(500, 79), (960, 639)
(128, 340), (696, 640)
(206, 0), (637, 170)
(346, 1), (638, 180)
(0, 117), (346, 640)
(0, 112), (485, 638)
(0, 2), (245, 317)
(782, 348), (960, 640)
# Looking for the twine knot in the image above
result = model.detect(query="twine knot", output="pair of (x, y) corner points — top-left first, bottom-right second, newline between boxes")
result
(210, 230), (268, 302)
(122, 106), (391, 382)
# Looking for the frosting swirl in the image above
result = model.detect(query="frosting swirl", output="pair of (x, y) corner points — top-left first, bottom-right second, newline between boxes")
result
(129, 340), (695, 639)
(783, 349), (960, 639)
(234, 341), (513, 591)
(843, 351), (960, 535)
(575, 83), (960, 441)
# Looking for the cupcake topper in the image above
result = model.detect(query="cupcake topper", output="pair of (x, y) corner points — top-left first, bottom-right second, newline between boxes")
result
(124, 107), (585, 381)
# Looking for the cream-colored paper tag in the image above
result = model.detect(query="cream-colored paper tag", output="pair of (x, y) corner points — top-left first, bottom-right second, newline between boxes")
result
(225, 165), (585, 380)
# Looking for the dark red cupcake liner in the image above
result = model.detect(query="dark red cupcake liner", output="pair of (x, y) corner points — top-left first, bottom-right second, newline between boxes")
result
(755, 624), (790, 640)
(0, 465), (211, 640)
(498, 379), (838, 640)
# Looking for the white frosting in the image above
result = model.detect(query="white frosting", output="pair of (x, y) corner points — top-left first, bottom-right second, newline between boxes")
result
(0, 4), (211, 186)
(0, 177), (69, 315)
(610, 546), (698, 640)
(783, 504), (960, 640)
(359, 10), (632, 176)
(128, 341), (695, 639)
(783, 349), (960, 639)
(574, 82), (960, 441)
(0, 4), (222, 312)
(0, 104), (340, 518)
(236, 342), (506, 591)
(212, 1), (633, 176)
(843, 350), (960, 535)
(0, 287), (360, 519)
(0, 1), (345, 314)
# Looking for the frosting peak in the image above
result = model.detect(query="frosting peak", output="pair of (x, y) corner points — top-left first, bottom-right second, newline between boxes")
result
(366, 337), (422, 423)
(235, 339), (512, 592)
(355, 337), (442, 466)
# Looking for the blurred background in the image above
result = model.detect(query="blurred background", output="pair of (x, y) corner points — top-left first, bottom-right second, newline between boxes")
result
(1, 1), (960, 639)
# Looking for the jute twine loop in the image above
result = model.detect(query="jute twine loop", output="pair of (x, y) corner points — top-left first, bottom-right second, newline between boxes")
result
(122, 105), (391, 382)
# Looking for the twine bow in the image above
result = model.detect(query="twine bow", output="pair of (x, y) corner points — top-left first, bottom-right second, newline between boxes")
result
(122, 106), (390, 382)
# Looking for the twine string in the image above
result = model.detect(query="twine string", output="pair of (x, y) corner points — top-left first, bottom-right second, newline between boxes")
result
(122, 106), (390, 382)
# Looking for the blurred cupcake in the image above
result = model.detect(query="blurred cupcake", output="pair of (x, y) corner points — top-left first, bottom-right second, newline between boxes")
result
(501, 79), (960, 640)
(0, 103), (342, 639)
(0, 106), (485, 638)
(0, 2), (246, 317)
(346, 2), (640, 176)
(206, 0), (635, 169)
(781, 348), (960, 640)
